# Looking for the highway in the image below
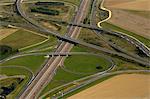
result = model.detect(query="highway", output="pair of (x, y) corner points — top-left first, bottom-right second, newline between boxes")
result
(14, 0), (150, 98)
(15, 0), (149, 66)
(17, 0), (91, 98)
(1, 15), (150, 64)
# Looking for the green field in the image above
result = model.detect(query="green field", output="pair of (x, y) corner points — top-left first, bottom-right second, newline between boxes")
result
(0, 55), (46, 97)
(0, 29), (47, 49)
(0, 55), (46, 73)
(40, 54), (111, 97)
(71, 46), (88, 52)
(19, 36), (57, 52)
(101, 22), (150, 48)
(64, 55), (111, 74)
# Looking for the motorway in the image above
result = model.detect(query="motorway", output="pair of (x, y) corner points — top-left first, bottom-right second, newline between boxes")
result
(17, 0), (91, 98)
(15, 0), (149, 66)
(14, 0), (150, 98)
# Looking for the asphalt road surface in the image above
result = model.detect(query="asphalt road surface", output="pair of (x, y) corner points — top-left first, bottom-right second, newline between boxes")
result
(17, 0), (90, 98)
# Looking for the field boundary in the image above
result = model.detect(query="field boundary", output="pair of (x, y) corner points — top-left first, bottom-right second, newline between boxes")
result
(19, 36), (50, 51)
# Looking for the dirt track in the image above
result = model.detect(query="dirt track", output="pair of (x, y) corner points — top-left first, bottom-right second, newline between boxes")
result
(68, 74), (150, 99)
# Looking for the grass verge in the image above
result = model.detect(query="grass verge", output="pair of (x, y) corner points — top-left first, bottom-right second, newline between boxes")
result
(0, 55), (46, 73)
(101, 22), (150, 48)
(64, 55), (111, 74)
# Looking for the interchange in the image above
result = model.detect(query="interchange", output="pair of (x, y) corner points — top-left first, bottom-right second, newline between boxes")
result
(11, 0), (150, 98)
(16, 0), (149, 66)
(17, 0), (91, 98)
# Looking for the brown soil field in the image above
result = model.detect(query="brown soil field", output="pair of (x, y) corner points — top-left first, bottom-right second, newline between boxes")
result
(104, 0), (135, 7)
(106, 0), (150, 11)
(68, 74), (150, 99)
(103, 0), (150, 39)
(0, 28), (18, 40)
(107, 9), (150, 39)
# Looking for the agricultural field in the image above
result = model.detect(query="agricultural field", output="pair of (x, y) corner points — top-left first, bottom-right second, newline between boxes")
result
(68, 74), (150, 99)
(126, 10), (150, 19)
(0, 28), (18, 40)
(105, 0), (150, 11)
(0, 29), (47, 50)
(103, 0), (150, 39)
(0, 28), (48, 59)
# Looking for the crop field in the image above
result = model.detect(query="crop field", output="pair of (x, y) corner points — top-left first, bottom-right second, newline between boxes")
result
(126, 10), (150, 19)
(107, 9), (150, 39)
(103, 0), (133, 7)
(68, 74), (150, 99)
(105, 0), (150, 11)
(103, 0), (150, 39)
(0, 28), (18, 40)
(0, 29), (47, 50)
